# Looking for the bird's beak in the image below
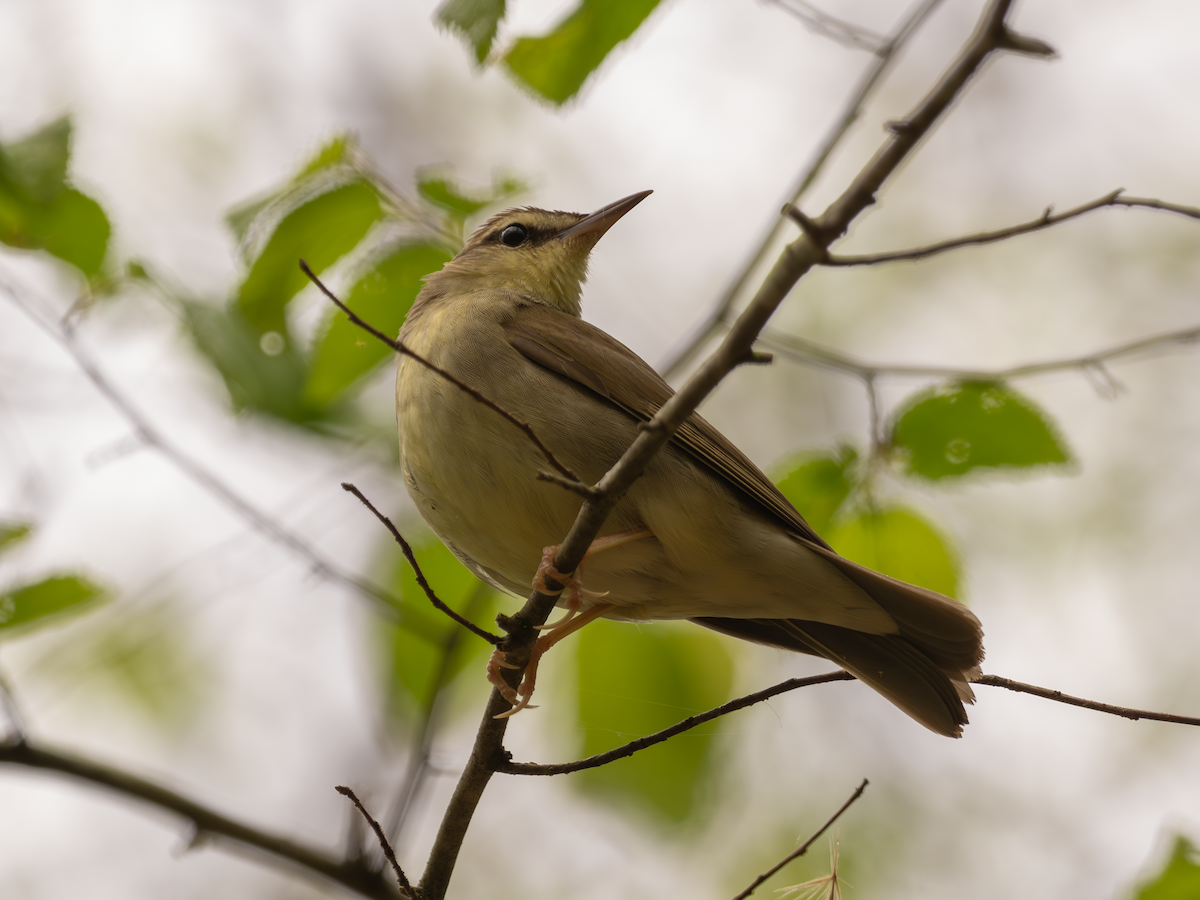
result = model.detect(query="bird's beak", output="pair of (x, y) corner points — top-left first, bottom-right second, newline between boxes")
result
(557, 190), (653, 241)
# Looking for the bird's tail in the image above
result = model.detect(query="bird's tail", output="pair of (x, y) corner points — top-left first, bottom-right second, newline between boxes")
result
(691, 549), (983, 738)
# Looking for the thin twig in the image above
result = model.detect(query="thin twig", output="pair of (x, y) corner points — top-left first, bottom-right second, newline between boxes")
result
(335, 786), (414, 896)
(0, 664), (27, 745)
(977, 675), (1200, 726)
(766, 0), (885, 52)
(757, 321), (1200, 384)
(731, 779), (869, 900)
(0, 273), (410, 625)
(300, 260), (579, 482)
(0, 740), (395, 899)
(826, 191), (1200, 266)
(341, 483), (502, 644)
(660, 0), (947, 378)
(385, 580), (494, 843)
(497, 671), (855, 776)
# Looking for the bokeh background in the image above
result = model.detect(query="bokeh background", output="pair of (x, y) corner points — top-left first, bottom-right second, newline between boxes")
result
(1, 0), (1199, 898)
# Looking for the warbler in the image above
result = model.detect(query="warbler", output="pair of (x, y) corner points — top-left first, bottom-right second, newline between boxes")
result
(395, 191), (983, 736)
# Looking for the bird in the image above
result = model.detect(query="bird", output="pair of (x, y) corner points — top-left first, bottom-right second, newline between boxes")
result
(395, 190), (984, 737)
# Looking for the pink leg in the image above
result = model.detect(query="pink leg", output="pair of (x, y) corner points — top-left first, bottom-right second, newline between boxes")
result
(488, 526), (655, 716)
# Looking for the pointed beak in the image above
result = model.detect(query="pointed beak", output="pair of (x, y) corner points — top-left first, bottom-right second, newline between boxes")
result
(557, 190), (652, 241)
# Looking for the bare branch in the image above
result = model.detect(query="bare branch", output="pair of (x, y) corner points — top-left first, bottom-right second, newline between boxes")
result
(0, 273), (414, 628)
(0, 665), (26, 745)
(498, 672), (855, 776)
(335, 786), (414, 896)
(384, 581), (494, 843)
(661, 0), (947, 378)
(731, 779), (869, 900)
(300, 260), (580, 482)
(977, 675), (1200, 726)
(419, 6), (1051, 897)
(341, 483), (502, 645)
(757, 321), (1200, 385)
(766, 0), (885, 52)
(826, 190), (1200, 266)
(0, 740), (395, 900)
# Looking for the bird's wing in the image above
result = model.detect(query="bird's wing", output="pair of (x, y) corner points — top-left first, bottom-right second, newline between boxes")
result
(502, 301), (833, 551)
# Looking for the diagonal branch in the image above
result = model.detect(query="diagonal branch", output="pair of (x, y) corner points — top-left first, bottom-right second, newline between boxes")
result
(731, 778), (868, 900)
(660, 0), (948, 378)
(766, 0), (886, 52)
(825, 190), (1200, 266)
(341, 482), (502, 644)
(0, 739), (396, 900)
(496, 671), (856, 776)
(335, 786), (414, 897)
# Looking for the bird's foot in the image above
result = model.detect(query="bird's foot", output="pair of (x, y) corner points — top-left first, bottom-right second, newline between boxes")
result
(491, 601), (617, 718)
(532, 526), (654, 597)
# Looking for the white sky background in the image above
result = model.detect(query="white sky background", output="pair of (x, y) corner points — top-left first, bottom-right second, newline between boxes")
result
(1, 0), (1200, 898)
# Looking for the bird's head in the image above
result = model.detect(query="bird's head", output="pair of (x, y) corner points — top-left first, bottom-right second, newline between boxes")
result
(423, 190), (651, 318)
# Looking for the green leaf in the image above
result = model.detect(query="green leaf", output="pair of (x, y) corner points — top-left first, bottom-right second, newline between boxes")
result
(225, 134), (356, 246)
(26, 187), (111, 276)
(417, 170), (525, 221)
(436, 0), (507, 65)
(575, 620), (733, 826)
(774, 446), (857, 535)
(379, 534), (500, 724)
(503, 0), (664, 105)
(1135, 836), (1200, 900)
(1, 117), (71, 203)
(891, 381), (1070, 481)
(0, 575), (105, 635)
(183, 300), (314, 423)
(825, 507), (959, 599)
(305, 242), (452, 409)
(235, 180), (383, 336)
(0, 521), (32, 556)
(0, 117), (110, 276)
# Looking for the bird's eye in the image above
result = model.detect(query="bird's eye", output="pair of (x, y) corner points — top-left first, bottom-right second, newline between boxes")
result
(499, 224), (528, 247)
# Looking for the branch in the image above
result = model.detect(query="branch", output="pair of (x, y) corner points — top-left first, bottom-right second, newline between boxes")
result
(0, 272), (425, 634)
(660, 0), (947, 378)
(300, 260), (579, 482)
(0, 739), (395, 900)
(756, 321), (1200, 387)
(335, 786), (413, 897)
(496, 671), (855, 776)
(340, 482), (502, 644)
(766, 0), (886, 52)
(826, 190), (1200, 266)
(420, 6), (1048, 896)
(731, 778), (869, 900)
(977, 675), (1200, 726)
(384, 580), (495, 843)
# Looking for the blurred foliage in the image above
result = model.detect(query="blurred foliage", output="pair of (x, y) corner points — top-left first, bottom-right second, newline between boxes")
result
(1134, 836), (1200, 900)
(437, 0), (664, 105)
(826, 508), (959, 599)
(575, 619), (733, 826)
(378, 532), (503, 726)
(0, 116), (110, 278)
(891, 380), (1071, 481)
(179, 137), (526, 433)
(775, 446), (857, 535)
(0, 575), (106, 635)
(0, 521), (106, 636)
(50, 600), (208, 731)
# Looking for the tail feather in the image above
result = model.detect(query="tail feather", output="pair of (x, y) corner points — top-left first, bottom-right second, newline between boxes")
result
(692, 615), (976, 737)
